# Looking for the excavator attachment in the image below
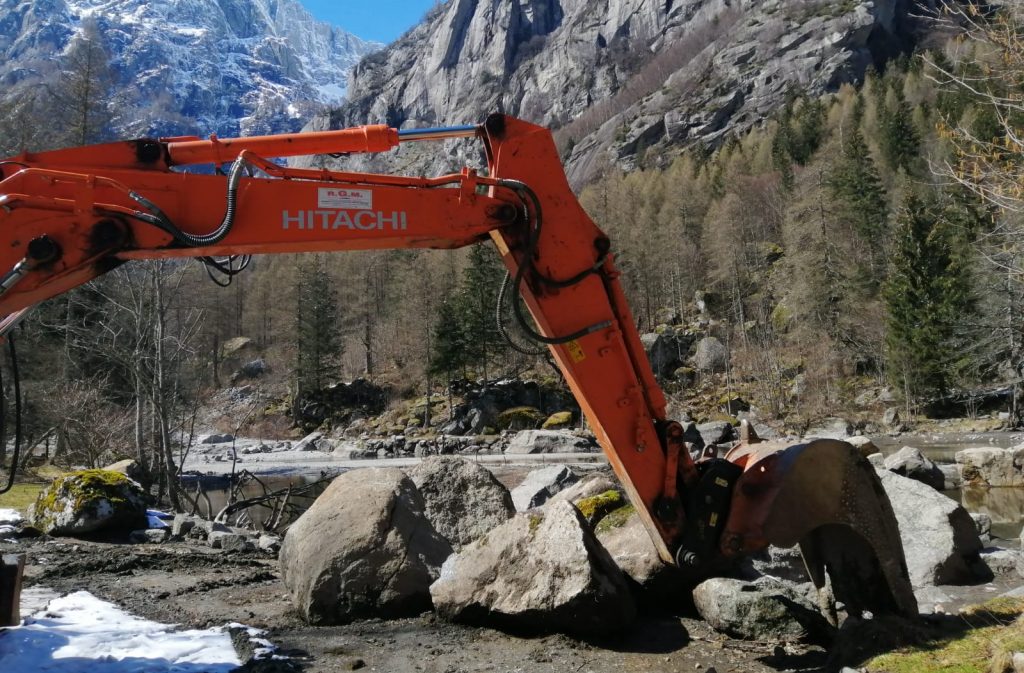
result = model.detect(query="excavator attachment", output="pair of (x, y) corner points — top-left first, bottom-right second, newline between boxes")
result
(720, 435), (918, 622)
(0, 113), (918, 623)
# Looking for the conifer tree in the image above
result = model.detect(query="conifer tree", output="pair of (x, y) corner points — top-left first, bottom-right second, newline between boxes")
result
(828, 97), (889, 275)
(457, 244), (506, 381)
(879, 87), (921, 173)
(294, 256), (341, 392)
(49, 18), (115, 147)
(429, 297), (468, 392)
(884, 193), (971, 403)
(771, 123), (795, 190)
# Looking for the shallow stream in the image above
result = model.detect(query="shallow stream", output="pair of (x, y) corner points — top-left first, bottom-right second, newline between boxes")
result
(186, 432), (1024, 543)
(874, 432), (1024, 544)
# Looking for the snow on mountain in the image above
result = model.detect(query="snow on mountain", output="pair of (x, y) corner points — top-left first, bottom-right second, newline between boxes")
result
(0, 0), (381, 138)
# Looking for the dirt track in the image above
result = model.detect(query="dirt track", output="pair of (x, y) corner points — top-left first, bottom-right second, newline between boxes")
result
(3, 536), (832, 673)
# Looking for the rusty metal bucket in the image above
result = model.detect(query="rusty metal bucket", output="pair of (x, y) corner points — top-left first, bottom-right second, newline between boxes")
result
(721, 436), (918, 622)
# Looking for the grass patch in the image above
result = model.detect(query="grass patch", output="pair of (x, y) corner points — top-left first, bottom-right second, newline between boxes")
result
(0, 482), (46, 514)
(867, 598), (1024, 673)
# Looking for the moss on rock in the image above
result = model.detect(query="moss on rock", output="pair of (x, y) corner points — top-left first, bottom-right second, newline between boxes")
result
(595, 504), (636, 535)
(31, 469), (147, 537)
(496, 406), (544, 431)
(542, 411), (573, 430)
(575, 490), (625, 527)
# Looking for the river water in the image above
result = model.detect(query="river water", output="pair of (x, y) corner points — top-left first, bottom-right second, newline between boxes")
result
(874, 432), (1024, 543)
(186, 433), (1024, 543)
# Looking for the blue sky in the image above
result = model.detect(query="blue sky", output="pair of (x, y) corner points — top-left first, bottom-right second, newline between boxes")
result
(300, 1), (440, 43)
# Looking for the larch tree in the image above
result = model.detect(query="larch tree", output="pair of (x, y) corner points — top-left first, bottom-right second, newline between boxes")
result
(49, 18), (115, 147)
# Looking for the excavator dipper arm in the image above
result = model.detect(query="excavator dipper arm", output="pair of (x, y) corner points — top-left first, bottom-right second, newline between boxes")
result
(0, 114), (916, 618)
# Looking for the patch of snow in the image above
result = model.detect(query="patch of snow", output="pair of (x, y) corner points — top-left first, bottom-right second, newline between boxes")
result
(173, 27), (207, 38)
(317, 81), (347, 102)
(0, 590), (243, 672)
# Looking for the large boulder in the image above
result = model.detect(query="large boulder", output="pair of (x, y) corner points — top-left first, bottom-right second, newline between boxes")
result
(510, 465), (579, 511)
(876, 469), (984, 587)
(696, 420), (734, 446)
(292, 431), (325, 452)
(505, 429), (595, 454)
(430, 500), (636, 637)
(884, 446), (944, 491)
(30, 469), (148, 537)
(939, 463), (962, 490)
(595, 505), (692, 608)
(980, 547), (1022, 577)
(971, 512), (992, 545)
(408, 457), (515, 549)
(102, 459), (146, 483)
(202, 433), (234, 445)
(692, 576), (831, 642)
(955, 447), (1024, 487)
(693, 336), (728, 373)
(640, 331), (690, 379)
(541, 411), (574, 430)
(279, 468), (452, 624)
(496, 406), (544, 431)
(846, 436), (879, 458)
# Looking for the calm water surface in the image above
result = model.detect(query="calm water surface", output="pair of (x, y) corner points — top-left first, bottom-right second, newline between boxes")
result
(186, 434), (1024, 542)
(874, 432), (1024, 543)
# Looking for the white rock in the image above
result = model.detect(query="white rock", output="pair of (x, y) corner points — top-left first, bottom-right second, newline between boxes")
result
(876, 469), (983, 587)
(430, 500), (635, 637)
(280, 468), (452, 624)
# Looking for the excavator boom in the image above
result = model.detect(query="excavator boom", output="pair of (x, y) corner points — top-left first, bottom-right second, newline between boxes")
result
(0, 114), (917, 618)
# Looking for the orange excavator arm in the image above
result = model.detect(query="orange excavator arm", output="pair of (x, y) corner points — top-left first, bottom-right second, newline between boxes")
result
(0, 115), (917, 619)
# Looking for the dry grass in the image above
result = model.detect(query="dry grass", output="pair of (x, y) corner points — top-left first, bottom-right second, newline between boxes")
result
(867, 598), (1024, 673)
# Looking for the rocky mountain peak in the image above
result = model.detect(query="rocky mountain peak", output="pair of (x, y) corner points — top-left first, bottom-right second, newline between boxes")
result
(0, 0), (380, 139)
(323, 0), (922, 186)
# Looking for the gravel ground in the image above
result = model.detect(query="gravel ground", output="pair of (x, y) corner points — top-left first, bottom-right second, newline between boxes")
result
(2, 537), (832, 673)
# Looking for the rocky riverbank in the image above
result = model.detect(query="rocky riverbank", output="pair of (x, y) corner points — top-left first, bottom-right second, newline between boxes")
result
(5, 429), (1024, 672)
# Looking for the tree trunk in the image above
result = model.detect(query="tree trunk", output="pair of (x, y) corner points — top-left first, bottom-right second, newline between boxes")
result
(152, 265), (181, 511)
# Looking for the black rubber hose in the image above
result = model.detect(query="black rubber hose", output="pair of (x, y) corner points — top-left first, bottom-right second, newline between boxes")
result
(496, 180), (611, 345)
(496, 271), (547, 356)
(127, 155), (247, 248)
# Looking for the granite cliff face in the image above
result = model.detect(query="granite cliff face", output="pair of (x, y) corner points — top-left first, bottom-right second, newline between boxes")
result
(321, 0), (920, 185)
(0, 0), (379, 138)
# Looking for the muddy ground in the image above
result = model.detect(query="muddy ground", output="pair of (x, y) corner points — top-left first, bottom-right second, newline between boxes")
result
(2, 536), (839, 673)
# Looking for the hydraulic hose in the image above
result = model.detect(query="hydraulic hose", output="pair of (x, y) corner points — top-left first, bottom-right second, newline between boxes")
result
(127, 153), (249, 248)
(496, 179), (611, 345)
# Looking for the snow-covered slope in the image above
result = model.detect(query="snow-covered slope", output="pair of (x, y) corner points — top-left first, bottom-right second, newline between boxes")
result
(0, 0), (380, 138)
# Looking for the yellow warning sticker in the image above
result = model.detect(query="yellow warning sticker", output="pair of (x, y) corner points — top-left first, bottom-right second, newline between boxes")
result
(714, 477), (729, 488)
(566, 340), (586, 363)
